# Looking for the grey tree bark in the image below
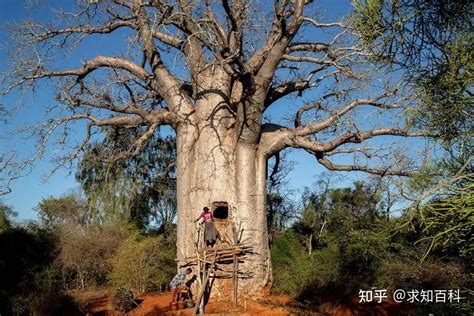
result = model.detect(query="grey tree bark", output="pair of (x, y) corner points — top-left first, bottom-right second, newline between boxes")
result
(174, 66), (271, 294)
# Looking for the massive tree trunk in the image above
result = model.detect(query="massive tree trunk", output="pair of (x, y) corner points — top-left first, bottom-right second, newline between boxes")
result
(175, 67), (271, 296)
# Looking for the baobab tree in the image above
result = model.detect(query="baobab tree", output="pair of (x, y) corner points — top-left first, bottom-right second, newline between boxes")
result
(1, 0), (423, 294)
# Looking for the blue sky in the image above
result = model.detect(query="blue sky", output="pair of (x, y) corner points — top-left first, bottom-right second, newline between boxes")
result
(0, 0), (124, 219)
(0, 0), (425, 220)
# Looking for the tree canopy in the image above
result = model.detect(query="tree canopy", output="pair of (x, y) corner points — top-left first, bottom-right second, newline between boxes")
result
(0, 0), (429, 197)
(76, 128), (176, 231)
(351, 0), (473, 144)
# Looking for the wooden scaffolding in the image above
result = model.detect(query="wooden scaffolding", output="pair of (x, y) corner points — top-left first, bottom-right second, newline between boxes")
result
(181, 222), (254, 314)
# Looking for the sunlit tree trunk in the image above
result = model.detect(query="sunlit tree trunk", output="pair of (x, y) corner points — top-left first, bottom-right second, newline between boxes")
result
(175, 68), (271, 295)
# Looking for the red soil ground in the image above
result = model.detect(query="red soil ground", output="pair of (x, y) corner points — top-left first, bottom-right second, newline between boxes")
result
(76, 291), (410, 315)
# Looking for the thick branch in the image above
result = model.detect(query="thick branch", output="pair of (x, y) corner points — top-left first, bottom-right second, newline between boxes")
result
(294, 94), (401, 137)
(222, 0), (244, 56)
(302, 17), (345, 29)
(264, 69), (338, 108)
(253, 0), (305, 84)
(237, 0), (305, 143)
(287, 42), (334, 58)
(35, 20), (135, 41)
(315, 154), (412, 177)
(258, 124), (417, 177)
(282, 54), (335, 65)
(320, 128), (420, 152)
(24, 55), (150, 82)
(246, 0), (305, 76)
(265, 80), (311, 107)
(60, 107), (178, 128)
(134, 2), (194, 117)
(259, 123), (423, 158)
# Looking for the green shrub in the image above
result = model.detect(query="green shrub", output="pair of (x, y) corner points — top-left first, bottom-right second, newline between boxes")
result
(271, 231), (313, 296)
(379, 256), (463, 290)
(309, 243), (340, 287)
(273, 230), (351, 307)
(108, 234), (175, 295)
(379, 256), (472, 315)
(112, 287), (135, 312)
(337, 229), (388, 291)
(271, 231), (340, 298)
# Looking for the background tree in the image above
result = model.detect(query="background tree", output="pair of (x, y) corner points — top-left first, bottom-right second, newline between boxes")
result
(266, 153), (295, 244)
(1, 0), (426, 293)
(76, 128), (176, 232)
(57, 223), (129, 289)
(36, 193), (91, 229)
(36, 194), (131, 289)
(0, 202), (17, 232)
(351, 0), (473, 267)
(351, 0), (473, 146)
(326, 181), (381, 231)
(295, 179), (382, 253)
(294, 183), (331, 255)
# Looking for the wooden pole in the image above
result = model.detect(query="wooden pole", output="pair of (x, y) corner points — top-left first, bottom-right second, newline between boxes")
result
(193, 249), (217, 315)
(233, 253), (238, 307)
(196, 224), (204, 314)
(200, 226), (205, 313)
(232, 224), (238, 307)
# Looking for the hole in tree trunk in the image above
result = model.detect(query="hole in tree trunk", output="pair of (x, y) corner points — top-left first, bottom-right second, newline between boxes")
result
(212, 201), (228, 220)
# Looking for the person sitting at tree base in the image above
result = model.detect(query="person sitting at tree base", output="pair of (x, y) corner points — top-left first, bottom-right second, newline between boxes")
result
(170, 268), (193, 303)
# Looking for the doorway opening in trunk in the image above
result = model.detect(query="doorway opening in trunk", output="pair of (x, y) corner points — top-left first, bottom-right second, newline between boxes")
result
(212, 201), (229, 220)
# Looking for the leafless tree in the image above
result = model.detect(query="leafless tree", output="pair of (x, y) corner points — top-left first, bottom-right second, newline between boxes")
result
(1, 0), (425, 294)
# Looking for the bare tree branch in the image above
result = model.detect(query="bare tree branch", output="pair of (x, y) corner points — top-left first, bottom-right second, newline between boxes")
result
(302, 16), (346, 29)
(315, 153), (412, 176)
(131, 2), (194, 116)
(265, 69), (339, 107)
(31, 56), (149, 81)
(34, 20), (135, 41)
(0, 0), (429, 196)
(293, 94), (403, 137)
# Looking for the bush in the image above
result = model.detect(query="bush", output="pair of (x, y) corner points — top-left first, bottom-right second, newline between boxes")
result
(108, 234), (175, 295)
(11, 267), (81, 316)
(379, 256), (463, 290)
(271, 228), (389, 304)
(57, 223), (130, 289)
(112, 287), (135, 312)
(379, 256), (472, 315)
(337, 229), (388, 292)
(0, 226), (81, 316)
(274, 230), (366, 307)
(271, 231), (314, 296)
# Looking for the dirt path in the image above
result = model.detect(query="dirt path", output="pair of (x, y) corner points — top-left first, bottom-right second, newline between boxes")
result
(80, 292), (173, 315)
(77, 291), (409, 315)
(79, 292), (293, 315)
